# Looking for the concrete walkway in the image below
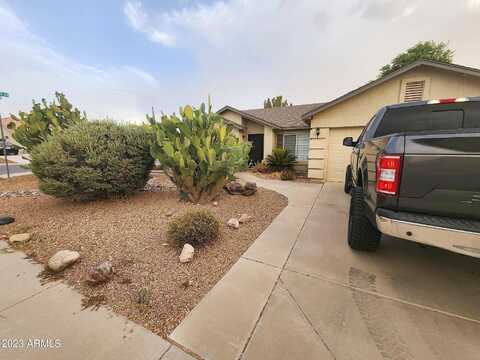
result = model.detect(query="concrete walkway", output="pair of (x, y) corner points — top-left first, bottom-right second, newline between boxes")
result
(0, 240), (195, 360)
(170, 174), (480, 360)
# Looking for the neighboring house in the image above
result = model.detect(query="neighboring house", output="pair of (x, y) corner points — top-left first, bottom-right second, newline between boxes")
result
(218, 103), (323, 175)
(0, 116), (20, 145)
(220, 60), (480, 181)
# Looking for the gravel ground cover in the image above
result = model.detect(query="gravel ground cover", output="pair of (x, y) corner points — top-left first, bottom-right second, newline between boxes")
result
(0, 174), (37, 191)
(0, 174), (287, 337)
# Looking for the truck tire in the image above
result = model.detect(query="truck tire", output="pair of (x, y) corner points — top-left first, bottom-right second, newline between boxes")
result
(348, 186), (381, 251)
(344, 165), (353, 194)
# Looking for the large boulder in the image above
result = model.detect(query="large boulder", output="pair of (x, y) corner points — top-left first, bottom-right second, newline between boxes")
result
(47, 250), (80, 272)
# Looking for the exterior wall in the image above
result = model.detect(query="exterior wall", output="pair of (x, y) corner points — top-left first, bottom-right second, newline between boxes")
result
(308, 66), (480, 180)
(245, 120), (264, 134)
(229, 127), (241, 139)
(307, 128), (329, 180)
(263, 126), (274, 159)
(221, 110), (243, 126)
(294, 161), (308, 176)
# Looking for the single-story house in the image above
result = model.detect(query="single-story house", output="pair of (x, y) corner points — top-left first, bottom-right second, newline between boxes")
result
(218, 103), (323, 175)
(220, 59), (480, 181)
(0, 116), (20, 144)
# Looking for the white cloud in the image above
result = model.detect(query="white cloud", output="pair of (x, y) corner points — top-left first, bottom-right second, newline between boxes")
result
(124, 1), (175, 46)
(3, 0), (480, 123)
(126, 0), (480, 109)
(0, 1), (168, 122)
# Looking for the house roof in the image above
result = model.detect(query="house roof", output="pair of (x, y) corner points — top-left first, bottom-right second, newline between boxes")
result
(218, 103), (324, 130)
(302, 60), (480, 120)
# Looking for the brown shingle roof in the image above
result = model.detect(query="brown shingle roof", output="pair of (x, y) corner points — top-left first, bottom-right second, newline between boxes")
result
(239, 103), (324, 129)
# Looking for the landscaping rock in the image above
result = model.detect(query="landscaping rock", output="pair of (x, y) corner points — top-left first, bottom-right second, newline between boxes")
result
(165, 211), (174, 217)
(212, 201), (218, 207)
(238, 213), (252, 224)
(225, 181), (244, 194)
(243, 182), (257, 196)
(9, 233), (31, 244)
(47, 250), (80, 272)
(86, 261), (114, 285)
(0, 216), (14, 225)
(225, 180), (257, 196)
(227, 218), (240, 229)
(179, 244), (194, 263)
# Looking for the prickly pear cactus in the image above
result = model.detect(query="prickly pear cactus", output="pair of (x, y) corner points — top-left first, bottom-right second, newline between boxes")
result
(149, 100), (250, 203)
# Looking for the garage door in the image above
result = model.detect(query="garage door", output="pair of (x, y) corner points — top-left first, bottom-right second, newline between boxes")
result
(327, 127), (363, 182)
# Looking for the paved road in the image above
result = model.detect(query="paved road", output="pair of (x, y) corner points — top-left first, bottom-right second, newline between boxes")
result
(0, 164), (31, 176)
(172, 174), (480, 360)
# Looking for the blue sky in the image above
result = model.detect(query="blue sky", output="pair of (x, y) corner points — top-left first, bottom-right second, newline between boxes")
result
(2, 0), (480, 122)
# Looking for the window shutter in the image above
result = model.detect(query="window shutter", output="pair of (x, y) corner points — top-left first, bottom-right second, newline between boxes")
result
(403, 80), (425, 102)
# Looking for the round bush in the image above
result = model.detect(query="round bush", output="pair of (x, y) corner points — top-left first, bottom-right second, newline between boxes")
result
(30, 121), (154, 200)
(167, 210), (220, 247)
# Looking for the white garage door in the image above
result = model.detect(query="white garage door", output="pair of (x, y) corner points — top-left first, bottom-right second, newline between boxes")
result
(327, 127), (363, 182)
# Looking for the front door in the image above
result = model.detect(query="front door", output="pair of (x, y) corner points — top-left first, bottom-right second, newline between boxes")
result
(248, 134), (264, 164)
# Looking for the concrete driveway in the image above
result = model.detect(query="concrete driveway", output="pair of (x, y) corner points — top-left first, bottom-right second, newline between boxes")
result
(171, 176), (480, 360)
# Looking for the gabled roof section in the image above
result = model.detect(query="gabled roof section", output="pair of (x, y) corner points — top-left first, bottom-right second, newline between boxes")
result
(218, 103), (324, 130)
(302, 60), (480, 120)
(217, 105), (281, 129)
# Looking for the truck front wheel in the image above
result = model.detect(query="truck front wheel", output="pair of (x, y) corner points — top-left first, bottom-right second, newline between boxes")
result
(347, 186), (381, 251)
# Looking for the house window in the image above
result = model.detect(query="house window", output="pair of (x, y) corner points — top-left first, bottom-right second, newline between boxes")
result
(282, 133), (309, 161)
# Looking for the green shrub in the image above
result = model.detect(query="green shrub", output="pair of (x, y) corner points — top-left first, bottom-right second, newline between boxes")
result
(266, 148), (296, 172)
(30, 121), (154, 200)
(280, 168), (296, 181)
(252, 161), (269, 173)
(9, 92), (86, 152)
(167, 210), (220, 247)
(149, 101), (251, 203)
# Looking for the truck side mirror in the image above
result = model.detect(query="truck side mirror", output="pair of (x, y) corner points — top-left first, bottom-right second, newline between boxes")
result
(343, 137), (355, 147)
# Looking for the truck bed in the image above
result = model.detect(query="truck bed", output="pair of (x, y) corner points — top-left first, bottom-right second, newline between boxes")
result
(398, 130), (480, 221)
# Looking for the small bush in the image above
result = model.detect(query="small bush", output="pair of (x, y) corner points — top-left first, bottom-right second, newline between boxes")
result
(252, 161), (269, 173)
(167, 210), (220, 247)
(30, 121), (154, 200)
(266, 148), (296, 172)
(280, 168), (296, 181)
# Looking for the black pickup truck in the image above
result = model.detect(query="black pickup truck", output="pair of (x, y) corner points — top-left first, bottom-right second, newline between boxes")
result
(343, 97), (480, 258)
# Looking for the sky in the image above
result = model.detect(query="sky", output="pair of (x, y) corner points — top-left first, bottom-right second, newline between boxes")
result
(1, 0), (480, 122)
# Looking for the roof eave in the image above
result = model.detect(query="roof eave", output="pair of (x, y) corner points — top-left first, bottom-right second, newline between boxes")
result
(217, 105), (281, 129)
(301, 60), (480, 120)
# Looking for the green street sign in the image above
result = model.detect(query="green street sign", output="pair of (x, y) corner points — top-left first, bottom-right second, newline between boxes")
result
(0, 92), (9, 98)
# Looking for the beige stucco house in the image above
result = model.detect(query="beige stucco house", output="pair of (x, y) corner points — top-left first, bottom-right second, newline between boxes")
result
(218, 103), (322, 174)
(220, 60), (480, 180)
